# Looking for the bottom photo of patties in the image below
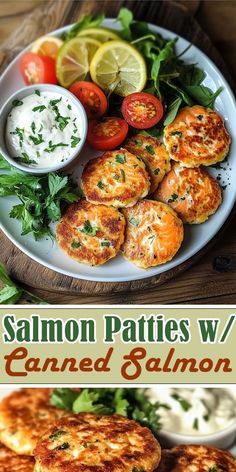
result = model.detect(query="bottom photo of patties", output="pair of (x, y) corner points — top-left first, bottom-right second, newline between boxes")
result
(0, 387), (235, 472)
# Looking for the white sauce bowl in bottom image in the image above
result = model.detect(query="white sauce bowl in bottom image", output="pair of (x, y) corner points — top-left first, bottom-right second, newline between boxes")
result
(147, 387), (236, 449)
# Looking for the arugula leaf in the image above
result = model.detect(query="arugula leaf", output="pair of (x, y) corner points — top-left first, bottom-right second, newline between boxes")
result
(117, 7), (133, 40)
(183, 85), (223, 107)
(164, 97), (182, 126)
(63, 14), (105, 40)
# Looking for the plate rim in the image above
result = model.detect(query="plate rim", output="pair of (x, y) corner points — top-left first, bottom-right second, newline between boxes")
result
(0, 20), (236, 283)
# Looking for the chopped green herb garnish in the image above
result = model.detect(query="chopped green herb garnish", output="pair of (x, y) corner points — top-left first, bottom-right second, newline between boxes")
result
(168, 193), (178, 203)
(101, 240), (111, 247)
(49, 430), (66, 440)
(10, 127), (24, 147)
(49, 98), (62, 106)
(44, 141), (69, 153)
(171, 131), (182, 137)
(120, 169), (126, 182)
(129, 217), (140, 226)
(134, 139), (143, 147)
(29, 134), (44, 145)
(203, 414), (209, 422)
(97, 180), (104, 189)
(56, 115), (70, 131)
(154, 168), (160, 175)
(17, 153), (37, 165)
(34, 89), (41, 96)
(145, 145), (155, 155)
(31, 122), (36, 134)
(71, 240), (81, 249)
(80, 220), (98, 236)
(197, 114), (203, 120)
(115, 153), (126, 164)
(132, 468), (144, 472)
(54, 442), (70, 451)
(12, 99), (23, 107)
(32, 105), (46, 112)
(208, 468), (220, 472)
(171, 393), (191, 412)
(148, 235), (155, 243)
(113, 174), (120, 181)
(193, 417), (199, 430)
(67, 104), (72, 110)
(71, 135), (81, 148)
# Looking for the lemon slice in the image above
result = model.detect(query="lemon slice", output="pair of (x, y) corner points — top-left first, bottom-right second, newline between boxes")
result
(90, 40), (147, 97)
(78, 27), (120, 42)
(31, 35), (63, 59)
(56, 37), (101, 88)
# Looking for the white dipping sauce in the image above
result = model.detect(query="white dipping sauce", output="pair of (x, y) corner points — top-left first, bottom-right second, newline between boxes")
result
(6, 90), (82, 168)
(148, 387), (236, 435)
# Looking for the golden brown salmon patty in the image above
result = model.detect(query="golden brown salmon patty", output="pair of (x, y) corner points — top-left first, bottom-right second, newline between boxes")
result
(164, 105), (231, 167)
(0, 443), (35, 472)
(122, 200), (183, 269)
(0, 389), (63, 456)
(56, 200), (125, 266)
(81, 149), (150, 207)
(158, 444), (236, 472)
(124, 134), (171, 193)
(34, 413), (161, 472)
(153, 163), (222, 224)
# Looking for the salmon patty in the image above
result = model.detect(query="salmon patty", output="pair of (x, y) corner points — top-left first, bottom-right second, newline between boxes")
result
(158, 444), (236, 472)
(34, 413), (161, 472)
(153, 163), (222, 224)
(0, 389), (63, 456)
(122, 200), (183, 268)
(56, 200), (125, 266)
(124, 134), (171, 193)
(81, 150), (150, 208)
(164, 105), (231, 167)
(0, 443), (35, 472)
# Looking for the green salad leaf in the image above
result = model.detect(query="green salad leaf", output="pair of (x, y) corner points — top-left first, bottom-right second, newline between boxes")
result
(0, 263), (47, 304)
(50, 388), (162, 437)
(62, 14), (105, 41)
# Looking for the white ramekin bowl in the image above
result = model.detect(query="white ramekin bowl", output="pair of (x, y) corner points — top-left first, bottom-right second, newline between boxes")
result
(158, 421), (236, 450)
(0, 84), (87, 174)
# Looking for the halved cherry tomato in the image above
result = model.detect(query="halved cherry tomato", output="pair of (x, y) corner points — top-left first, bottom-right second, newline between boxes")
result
(87, 117), (129, 150)
(121, 92), (164, 129)
(69, 81), (108, 119)
(20, 52), (57, 85)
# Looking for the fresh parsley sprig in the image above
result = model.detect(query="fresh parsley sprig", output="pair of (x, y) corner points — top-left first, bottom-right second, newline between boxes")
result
(0, 263), (47, 304)
(0, 154), (79, 240)
(50, 388), (162, 437)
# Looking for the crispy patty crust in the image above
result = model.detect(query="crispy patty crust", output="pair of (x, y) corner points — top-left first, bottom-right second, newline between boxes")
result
(34, 413), (161, 472)
(124, 134), (171, 193)
(0, 443), (35, 472)
(164, 105), (231, 167)
(81, 150), (150, 207)
(153, 163), (222, 224)
(122, 200), (183, 268)
(0, 389), (63, 456)
(56, 200), (125, 266)
(158, 444), (236, 472)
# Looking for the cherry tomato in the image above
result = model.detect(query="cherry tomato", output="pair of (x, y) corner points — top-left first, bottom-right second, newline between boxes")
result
(20, 52), (57, 85)
(87, 117), (129, 151)
(121, 92), (164, 129)
(69, 81), (108, 119)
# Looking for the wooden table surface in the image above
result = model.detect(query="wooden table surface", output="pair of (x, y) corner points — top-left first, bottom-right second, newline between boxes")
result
(0, 0), (236, 305)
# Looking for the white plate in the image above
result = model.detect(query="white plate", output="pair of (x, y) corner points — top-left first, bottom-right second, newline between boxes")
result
(0, 388), (235, 453)
(0, 20), (236, 283)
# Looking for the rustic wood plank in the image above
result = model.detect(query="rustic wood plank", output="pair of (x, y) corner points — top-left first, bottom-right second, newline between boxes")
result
(0, 0), (236, 303)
